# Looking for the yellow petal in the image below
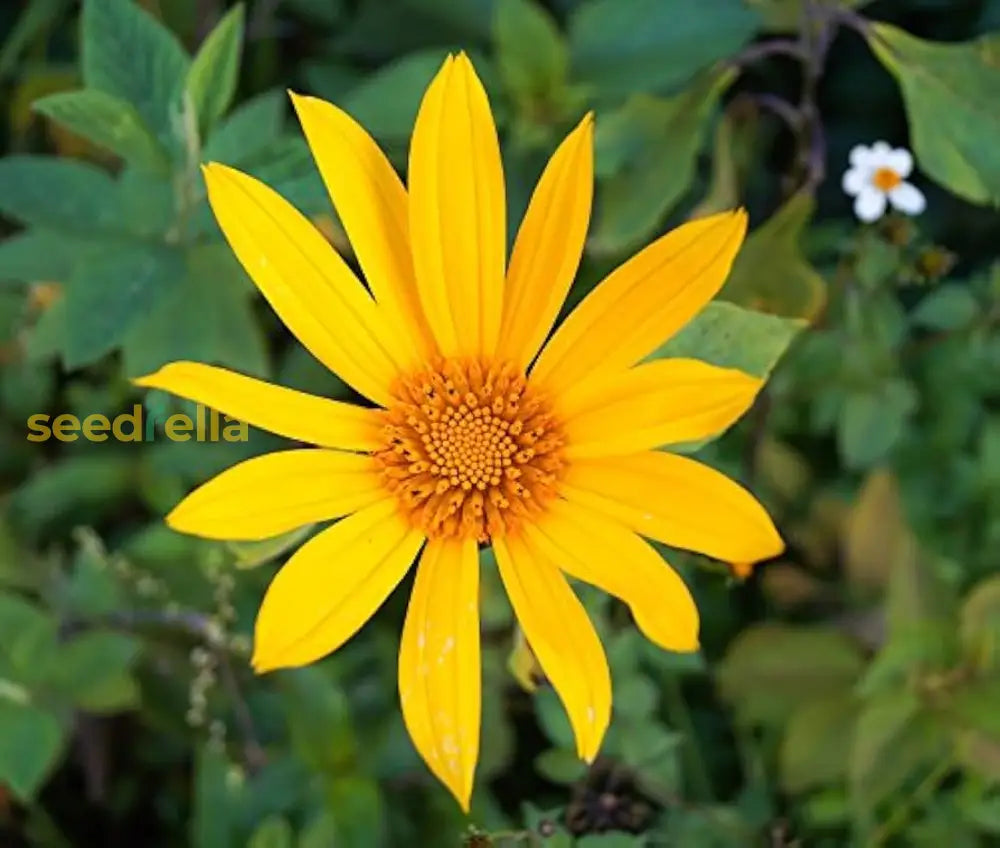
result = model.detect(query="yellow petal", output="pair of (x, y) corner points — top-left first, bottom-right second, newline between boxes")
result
(531, 210), (747, 395)
(525, 499), (700, 653)
(560, 358), (762, 459)
(493, 534), (610, 761)
(134, 361), (382, 450)
(167, 449), (385, 541)
(398, 537), (480, 810)
(132, 362), (382, 451)
(253, 500), (423, 671)
(289, 93), (435, 364)
(203, 162), (408, 406)
(497, 114), (594, 371)
(408, 53), (505, 358)
(561, 451), (784, 563)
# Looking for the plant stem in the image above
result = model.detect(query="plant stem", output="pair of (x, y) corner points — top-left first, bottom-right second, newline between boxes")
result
(661, 673), (714, 803)
(867, 757), (952, 847)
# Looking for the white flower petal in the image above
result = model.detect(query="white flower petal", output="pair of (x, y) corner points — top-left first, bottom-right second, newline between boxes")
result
(885, 148), (913, 178)
(849, 144), (873, 168)
(888, 182), (926, 216)
(870, 140), (892, 163)
(854, 187), (887, 222)
(842, 167), (867, 196)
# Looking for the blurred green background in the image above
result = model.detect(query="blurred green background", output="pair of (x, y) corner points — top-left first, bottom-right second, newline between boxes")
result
(0, 0), (999, 845)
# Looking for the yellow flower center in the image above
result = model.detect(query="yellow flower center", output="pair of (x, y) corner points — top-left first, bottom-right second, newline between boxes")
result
(872, 167), (902, 191)
(375, 358), (566, 541)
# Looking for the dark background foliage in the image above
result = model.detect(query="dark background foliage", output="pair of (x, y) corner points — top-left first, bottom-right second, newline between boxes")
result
(0, 0), (998, 845)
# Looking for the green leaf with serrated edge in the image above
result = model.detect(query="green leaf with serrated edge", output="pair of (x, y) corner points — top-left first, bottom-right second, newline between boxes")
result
(569, 0), (758, 99)
(81, 0), (191, 152)
(33, 89), (169, 171)
(590, 69), (733, 254)
(720, 192), (826, 321)
(202, 89), (286, 165)
(494, 0), (567, 106)
(717, 625), (864, 727)
(186, 4), (244, 135)
(0, 701), (65, 802)
(64, 244), (184, 369)
(0, 155), (116, 232)
(867, 24), (1000, 205)
(651, 301), (804, 379)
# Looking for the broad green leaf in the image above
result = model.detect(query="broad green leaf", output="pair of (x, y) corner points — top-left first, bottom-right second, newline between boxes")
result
(0, 701), (65, 802)
(885, 537), (957, 663)
(0, 594), (59, 684)
(843, 469), (905, 593)
(0, 230), (96, 283)
(867, 24), (1000, 205)
(837, 379), (917, 470)
(203, 89), (287, 165)
(652, 300), (804, 379)
(281, 667), (358, 773)
(325, 776), (386, 848)
(48, 630), (141, 712)
(81, 0), (191, 150)
(186, 4), (245, 135)
(247, 816), (294, 848)
(910, 284), (979, 330)
(534, 748), (588, 784)
(717, 625), (864, 726)
(0, 155), (117, 232)
(849, 690), (946, 816)
(720, 192), (827, 321)
(341, 49), (450, 143)
(591, 70), (732, 253)
(780, 694), (857, 792)
(64, 244), (184, 368)
(568, 0), (758, 99)
(32, 89), (169, 171)
(494, 0), (568, 106)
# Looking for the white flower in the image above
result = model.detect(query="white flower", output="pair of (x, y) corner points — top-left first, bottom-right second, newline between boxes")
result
(842, 141), (926, 223)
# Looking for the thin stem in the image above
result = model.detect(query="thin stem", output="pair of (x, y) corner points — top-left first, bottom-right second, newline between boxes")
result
(661, 673), (714, 802)
(867, 757), (952, 846)
(730, 38), (806, 67)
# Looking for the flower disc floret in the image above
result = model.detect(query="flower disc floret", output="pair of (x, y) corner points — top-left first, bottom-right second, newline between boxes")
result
(376, 358), (566, 541)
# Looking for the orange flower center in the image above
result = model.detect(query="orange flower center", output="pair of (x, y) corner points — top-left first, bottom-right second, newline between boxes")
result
(872, 167), (902, 191)
(375, 358), (566, 542)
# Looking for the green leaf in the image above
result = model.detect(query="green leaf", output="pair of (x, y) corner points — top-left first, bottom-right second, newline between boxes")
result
(910, 284), (979, 331)
(717, 625), (864, 727)
(227, 525), (315, 570)
(843, 469), (905, 593)
(652, 300), (804, 379)
(81, 0), (191, 150)
(280, 667), (358, 773)
(32, 89), (169, 171)
(867, 24), (1000, 205)
(0, 701), (65, 802)
(849, 690), (946, 816)
(0, 155), (117, 232)
(534, 748), (588, 784)
(49, 630), (141, 712)
(191, 745), (239, 848)
(341, 49), (450, 143)
(247, 816), (294, 848)
(325, 776), (386, 848)
(121, 243), (268, 378)
(494, 0), (567, 106)
(591, 70), (732, 254)
(0, 229), (96, 283)
(0, 594), (59, 684)
(720, 192), (827, 321)
(0, 0), (68, 80)
(64, 244), (184, 368)
(780, 694), (857, 792)
(837, 379), (917, 470)
(569, 0), (758, 99)
(186, 4), (245, 135)
(203, 89), (287, 165)
(960, 575), (1000, 671)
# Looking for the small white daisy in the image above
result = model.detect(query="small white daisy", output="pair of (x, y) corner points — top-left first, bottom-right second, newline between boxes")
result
(842, 141), (926, 223)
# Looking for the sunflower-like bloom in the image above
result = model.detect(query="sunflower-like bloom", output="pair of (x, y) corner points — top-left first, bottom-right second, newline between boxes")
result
(137, 54), (783, 809)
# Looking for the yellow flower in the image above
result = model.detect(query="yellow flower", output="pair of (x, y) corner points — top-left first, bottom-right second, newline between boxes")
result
(135, 53), (783, 810)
